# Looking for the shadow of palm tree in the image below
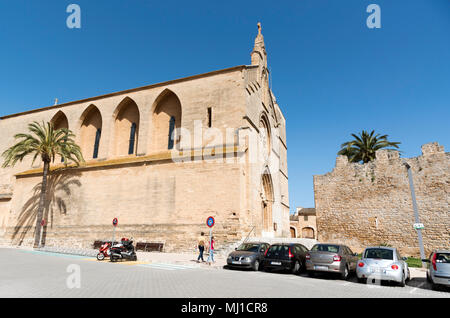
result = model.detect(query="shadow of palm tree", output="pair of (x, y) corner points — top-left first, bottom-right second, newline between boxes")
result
(11, 171), (82, 246)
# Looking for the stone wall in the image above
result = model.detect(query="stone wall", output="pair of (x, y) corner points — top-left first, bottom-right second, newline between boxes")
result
(5, 158), (245, 252)
(314, 142), (449, 257)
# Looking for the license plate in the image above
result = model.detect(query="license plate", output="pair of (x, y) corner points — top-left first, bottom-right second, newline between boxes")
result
(232, 261), (242, 265)
(271, 261), (282, 265)
(315, 266), (328, 271)
(371, 268), (385, 273)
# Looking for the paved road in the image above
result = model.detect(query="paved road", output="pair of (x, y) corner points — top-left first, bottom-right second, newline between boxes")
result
(0, 248), (448, 298)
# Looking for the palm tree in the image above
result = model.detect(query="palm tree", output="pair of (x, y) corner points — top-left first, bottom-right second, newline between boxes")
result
(2, 121), (84, 247)
(338, 130), (400, 163)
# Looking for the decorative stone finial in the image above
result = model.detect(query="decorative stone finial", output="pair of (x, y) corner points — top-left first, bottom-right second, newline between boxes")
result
(251, 22), (267, 66)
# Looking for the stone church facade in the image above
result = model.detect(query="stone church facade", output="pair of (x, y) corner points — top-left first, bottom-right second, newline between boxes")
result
(0, 24), (290, 251)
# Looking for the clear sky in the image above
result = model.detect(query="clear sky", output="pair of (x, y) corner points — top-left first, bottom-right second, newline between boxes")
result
(0, 1), (449, 211)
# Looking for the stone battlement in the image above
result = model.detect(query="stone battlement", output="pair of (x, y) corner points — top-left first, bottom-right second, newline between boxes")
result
(314, 142), (449, 257)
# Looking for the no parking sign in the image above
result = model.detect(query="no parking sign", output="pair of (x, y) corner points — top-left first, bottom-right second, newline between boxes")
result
(206, 216), (215, 228)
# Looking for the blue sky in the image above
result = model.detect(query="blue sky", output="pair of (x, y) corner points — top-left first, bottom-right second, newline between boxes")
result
(0, 1), (449, 211)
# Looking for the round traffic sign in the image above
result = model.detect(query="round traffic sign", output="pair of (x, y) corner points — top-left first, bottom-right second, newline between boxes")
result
(112, 218), (118, 227)
(206, 216), (215, 228)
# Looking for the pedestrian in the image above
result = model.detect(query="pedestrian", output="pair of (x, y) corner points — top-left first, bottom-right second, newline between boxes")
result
(207, 236), (215, 265)
(197, 232), (205, 263)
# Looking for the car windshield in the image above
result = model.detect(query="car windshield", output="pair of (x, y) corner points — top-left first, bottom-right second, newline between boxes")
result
(236, 244), (260, 252)
(311, 244), (340, 253)
(436, 253), (450, 263)
(364, 248), (393, 260)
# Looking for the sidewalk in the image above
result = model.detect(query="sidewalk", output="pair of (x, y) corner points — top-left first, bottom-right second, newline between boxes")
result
(137, 251), (226, 270)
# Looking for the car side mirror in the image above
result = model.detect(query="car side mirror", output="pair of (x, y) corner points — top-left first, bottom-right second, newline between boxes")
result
(353, 253), (359, 256)
(401, 257), (408, 261)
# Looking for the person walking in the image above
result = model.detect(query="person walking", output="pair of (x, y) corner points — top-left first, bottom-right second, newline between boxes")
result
(197, 232), (205, 263)
(207, 236), (215, 265)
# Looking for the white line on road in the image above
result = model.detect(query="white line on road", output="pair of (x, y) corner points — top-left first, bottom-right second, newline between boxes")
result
(138, 263), (198, 271)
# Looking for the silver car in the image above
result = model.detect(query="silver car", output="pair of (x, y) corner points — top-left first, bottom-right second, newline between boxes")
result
(356, 247), (410, 286)
(305, 244), (359, 280)
(226, 242), (270, 271)
(423, 250), (450, 290)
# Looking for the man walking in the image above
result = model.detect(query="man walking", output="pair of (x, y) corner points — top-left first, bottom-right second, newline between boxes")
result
(197, 232), (205, 263)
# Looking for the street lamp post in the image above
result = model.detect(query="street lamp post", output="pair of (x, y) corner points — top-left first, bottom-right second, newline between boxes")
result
(403, 161), (426, 266)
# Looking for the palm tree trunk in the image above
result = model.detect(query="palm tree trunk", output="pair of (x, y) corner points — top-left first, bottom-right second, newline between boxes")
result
(33, 161), (49, 248)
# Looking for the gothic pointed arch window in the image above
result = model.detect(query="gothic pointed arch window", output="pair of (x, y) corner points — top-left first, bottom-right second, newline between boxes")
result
(79, 105), (102, 160)
(50, 111), (69, 162)
(113, 97), (140, 156)
(150, 89), (182, 153)
(260, 113), (271, 157)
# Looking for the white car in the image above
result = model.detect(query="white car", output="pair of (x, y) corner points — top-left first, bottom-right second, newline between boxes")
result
(356, 247), (410, 286)
(423, 250), (450, 290)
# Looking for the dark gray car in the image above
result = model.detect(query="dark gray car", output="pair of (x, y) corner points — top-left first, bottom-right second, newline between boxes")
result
(226, 242), (270, 271)
(305, 243), (359, 279)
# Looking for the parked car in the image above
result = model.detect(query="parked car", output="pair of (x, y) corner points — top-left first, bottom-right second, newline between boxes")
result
(356, 246), (410, 286)
(262, 243), (309, 275)
(305, 243), (359, 280)
(226, 242), (270, 271)
(423, 250), (450, 290)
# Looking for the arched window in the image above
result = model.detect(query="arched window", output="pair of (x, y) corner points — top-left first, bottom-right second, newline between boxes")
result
(151, 90), (182, 153)
(260, 113), (271, 157)
(79, 105), (102, 160)
(113, 97), (140, 157)
(302, 227), (315, 239)
(50, 111), (69, 162)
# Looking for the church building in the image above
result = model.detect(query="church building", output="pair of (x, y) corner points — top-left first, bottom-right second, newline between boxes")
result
(0, 24), (289, 251)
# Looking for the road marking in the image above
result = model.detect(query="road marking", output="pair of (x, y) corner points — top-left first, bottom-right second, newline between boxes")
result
(138, 263), (198, 271)
(23, 250), (92, 259)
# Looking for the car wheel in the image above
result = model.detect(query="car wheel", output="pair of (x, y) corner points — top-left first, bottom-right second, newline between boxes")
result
(357, 277), (367, 284)
(291, 261), (300, 275)
(253, 260), (260, 271)
(307, 271), (315, 278)
(426, 272), (432, 283)
(341, 265), (349, 280)
(431, 283), (441, 291)
(406, 268), (410, 282)
(399, 273), (406, 287)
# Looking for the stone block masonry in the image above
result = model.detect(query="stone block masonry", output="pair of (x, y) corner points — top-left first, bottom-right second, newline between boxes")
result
(314, 142), (449, 257)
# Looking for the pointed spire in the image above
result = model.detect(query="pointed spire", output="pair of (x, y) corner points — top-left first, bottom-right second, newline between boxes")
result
(251, 22), (267, 67)
(254, 22), (265, 48)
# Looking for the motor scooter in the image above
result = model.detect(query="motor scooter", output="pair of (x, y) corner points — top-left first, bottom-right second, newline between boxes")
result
(110, 237), (137, 262)
(96, 242), (111, 261)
